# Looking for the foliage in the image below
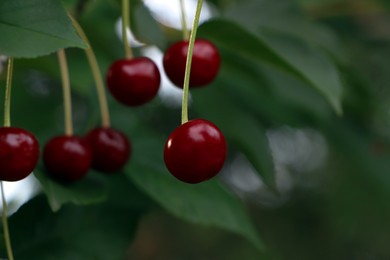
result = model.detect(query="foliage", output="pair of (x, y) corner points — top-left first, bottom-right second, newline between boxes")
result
(0, 0), (86, 57)
(1, 0), (390, 258)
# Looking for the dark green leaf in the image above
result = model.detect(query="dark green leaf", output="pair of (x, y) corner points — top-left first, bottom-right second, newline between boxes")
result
(34, 167), (109, 212)
(126, 135), (265, 252)
(0, 0), (86, 58)
(1, 195), (140, 260)
(209, 50), (303, 126)
(259, 31), (343, 115)
(198, 19), (343, 114)
(198, 20), (295, 76)
(224, 0), (344, 59)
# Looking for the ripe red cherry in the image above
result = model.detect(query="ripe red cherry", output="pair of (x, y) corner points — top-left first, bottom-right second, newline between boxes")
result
(106, 57), (161, 106)
(85, 127), (131, 173)
(163, 39), (221, 88)
(0, 127), (39, 181)
(43, 135), (92, 183)
(164, 119), (227, 184)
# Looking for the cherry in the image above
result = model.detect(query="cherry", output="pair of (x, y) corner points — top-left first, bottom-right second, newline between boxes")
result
(0, 127), (39, 182)
(163, 39), (221, 88)
(43, 135), (92, 183)
(106, 57), (161, 106)
(164, 119), (227, 184)
(85, 127), (131, 173)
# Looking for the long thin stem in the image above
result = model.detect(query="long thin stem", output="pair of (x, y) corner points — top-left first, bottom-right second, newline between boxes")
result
(181, 0), (203, 124)
(122, 0), (133, 59)
(1, 57), (15, 260)
(57, 49), (73, 136)
(4, 58), (13, 127)
(179, 0), (190, 40)
(70, 16), (111, 128)
(1, 183), (14, 260)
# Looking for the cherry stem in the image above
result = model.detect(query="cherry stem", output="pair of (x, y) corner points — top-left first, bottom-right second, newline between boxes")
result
(4, 57), (13, 127)
(1, 57), (15, 260)
(57, 49), (73, 136)
(70, 15), (111, 128)
(179, 0), (190, 40)
(122, 0), (133, 59)
(181, 0), (203, 124)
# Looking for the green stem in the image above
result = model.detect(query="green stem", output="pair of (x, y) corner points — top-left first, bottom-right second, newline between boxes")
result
(1, 58), (15, 260)
(57, 49), (73, 136)
(70, 15), (111, 128)
(4, 58), (13, 127)
(122, 0), (133, 59)
(179, 0), (190, 40)
(181, 0), (203, 124)
(1, 182), (14, 260)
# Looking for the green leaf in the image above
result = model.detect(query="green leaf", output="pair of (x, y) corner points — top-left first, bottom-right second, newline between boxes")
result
(126, 135), (265, 252)
(0, 0), (86, 58)
(198, 19), (343, 115)
(192, 86), (276, 188)
(34, 167), (109, 212)
(198, 20), (294, 75)
(131, 3), (167, 49)
(259, 31), (343, 115)
(218, 51), (333, 125)
(1, 195), (140, 260)
(224, 0), (344, 59)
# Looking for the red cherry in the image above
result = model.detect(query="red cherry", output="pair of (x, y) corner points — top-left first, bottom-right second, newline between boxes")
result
(164, 119), (227, 184)
(85, 127), (131, 173)
(106, 57), (161, 106)
(0, 127), (39, 181)
(43, 135), (92, 183)
(163, 39), (221, 88)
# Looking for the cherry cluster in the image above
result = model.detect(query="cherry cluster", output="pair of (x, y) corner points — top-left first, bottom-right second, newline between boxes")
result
(162, 39), (226, 183)
(106, 38), (227, 184)
(43, 127), (131, 183)
(0, 5), (227, 260)
(0, 15), (226, 186)
(0, 118), (130, 184)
